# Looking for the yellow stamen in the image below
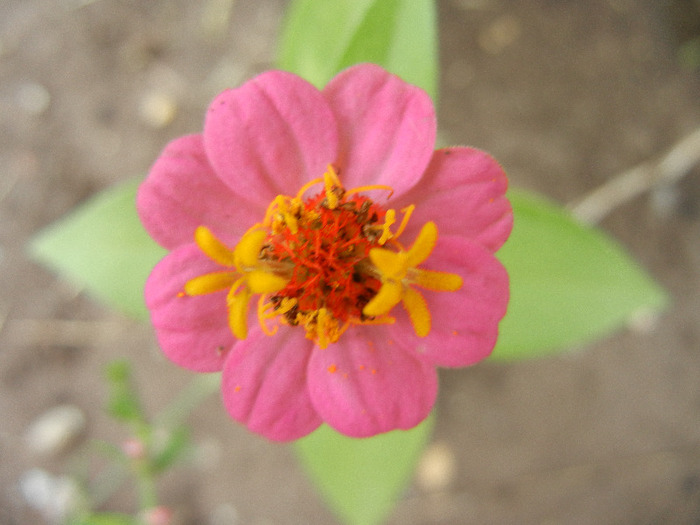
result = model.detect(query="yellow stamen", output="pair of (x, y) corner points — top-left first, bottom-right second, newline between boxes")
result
(345, 184), (394, 198)
(316, 308), (331, 349)
(393, 205), (415, 239)
(257, 295), (278, 336)
(323, 165), (341, 209)
(378, 209), (396, 245)
(276, 297), (298, 315)
(267, 196), (299, 234)
(377, 205), (415, 245)
(295, 177), (324, 200)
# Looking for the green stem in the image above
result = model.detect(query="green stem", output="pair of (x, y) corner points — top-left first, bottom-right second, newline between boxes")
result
(135, 459), (159, 511)
(155, 373), (221, 429)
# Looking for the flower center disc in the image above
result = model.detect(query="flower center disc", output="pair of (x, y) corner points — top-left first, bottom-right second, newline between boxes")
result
(261, 188), (386, 343)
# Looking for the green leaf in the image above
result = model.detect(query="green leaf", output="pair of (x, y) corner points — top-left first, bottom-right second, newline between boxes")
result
(152, 427), (191, 474)
(105, 360), (145, 424)
(294, 416), (434, 525)
(278, 0), (437, 100)
(492, 189), (668, 360)
(29, 180), (166, 319)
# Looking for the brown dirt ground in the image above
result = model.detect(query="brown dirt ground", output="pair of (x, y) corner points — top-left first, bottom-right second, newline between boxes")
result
(1, 0), (700, 524)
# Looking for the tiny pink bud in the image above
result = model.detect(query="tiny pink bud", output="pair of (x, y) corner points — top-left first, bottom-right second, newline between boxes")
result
(142, 506), (172, 525)
(121, 438), (146, 460)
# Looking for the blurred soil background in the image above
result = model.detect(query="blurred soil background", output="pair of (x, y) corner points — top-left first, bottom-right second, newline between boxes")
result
(1, 0), (700, 523)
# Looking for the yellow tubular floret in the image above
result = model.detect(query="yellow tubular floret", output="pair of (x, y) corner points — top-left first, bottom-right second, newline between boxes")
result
(195, 226), (237, 267)
(393, 205), (415, 239)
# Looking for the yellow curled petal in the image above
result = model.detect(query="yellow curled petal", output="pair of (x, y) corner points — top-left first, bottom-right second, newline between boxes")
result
(195, 226), (237, 267)
(184, 271), (239, 296)
(246, 269), (289, 294)
(369, 248), (405, 279)
(234, 229), (267, 269)
(405, 221), (438, 268)
(227, 287), (251, 340)
(363, 281), (403, 317)
(412, 268), (463, 292)
(402, 287), (431, 337)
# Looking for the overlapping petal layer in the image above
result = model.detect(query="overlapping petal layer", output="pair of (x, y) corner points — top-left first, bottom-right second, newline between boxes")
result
(204, 70), (339, 202)
(394, 147), (513, 252)
(222, 327), (321, 442)
(145, 244), (235, 372)
(323, 64), (436, 198)
(137, 135), (263, 248)
(307, 327), (438, 438)
(388, 235), (509, 368)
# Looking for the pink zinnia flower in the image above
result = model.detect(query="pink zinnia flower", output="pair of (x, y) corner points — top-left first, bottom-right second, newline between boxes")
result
(138, 64), (512, 442)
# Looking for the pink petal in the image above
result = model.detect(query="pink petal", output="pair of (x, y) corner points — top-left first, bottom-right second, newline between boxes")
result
(307, 328), (437, 437)
(392, 235), (509, 368)
(137, 135), (265, 249)
(204, 71), (338, 201)
(323, 64), (436, 198)
(145, 244), (234, 372)
(393, 147), (513, 253)
(221, 327), (322, 442)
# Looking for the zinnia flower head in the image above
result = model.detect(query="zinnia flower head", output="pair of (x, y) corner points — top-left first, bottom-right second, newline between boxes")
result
(138, 64), (512, 442)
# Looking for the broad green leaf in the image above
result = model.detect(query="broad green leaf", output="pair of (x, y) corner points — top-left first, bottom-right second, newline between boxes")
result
(29, 180), (165, 319)
(492, 189), (668, 360)
(295, 416), (434, 525)
(278, 0), (437, 101)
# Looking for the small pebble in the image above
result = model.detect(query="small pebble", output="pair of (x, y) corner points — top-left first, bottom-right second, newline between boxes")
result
(627, 306), (661, 334)
(19, 468), (82, 524)
(478, 15), (522, 54)
(415, 442), (457, 492)
(25, 404), (86, 456)
(139, 91), (178, 128)
(16, 82), (51, 115)
(210, 503), (240, 525)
